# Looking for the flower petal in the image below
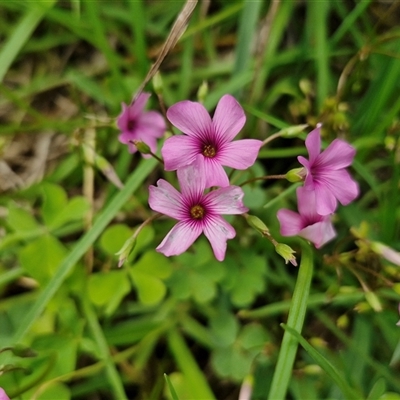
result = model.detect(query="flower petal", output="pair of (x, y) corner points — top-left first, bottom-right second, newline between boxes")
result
(148, 179), (185, 220)
(296, 187), (321, 223)
(162, 135), (199, 171)
(299, 218), (336, 248)
(203, 158), (230, 187)
(317, 169), (359, 207)
(156, 221), (202, 257)
(212, 94), (246, 142)
(130, 92), (151, 118)
(277, 209), (304, 236)
(305, 126), (321, 164)
(218, 139), (262, 169)
(205, 186), (248, 215)
(316, 139), (356, 170)
(177, 155), (206, 199)
(167, 100), (212, 139)
(117, 103), (130, 132)
(314, 184), (338, 215)
(136, 111), (166, 138)
(203, 215), (236, 261)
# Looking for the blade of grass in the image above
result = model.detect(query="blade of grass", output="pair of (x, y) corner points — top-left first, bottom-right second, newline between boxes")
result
(164, 373), (180, 400)
(9, 157), (157, 347)
(167, 328), (215, 400)
(0, 0), (56, 82)
(80, 294), (127, 400)
(281, 324), (362, 400)
(308, 1), (331, 111)
(268, 242), (313, 400)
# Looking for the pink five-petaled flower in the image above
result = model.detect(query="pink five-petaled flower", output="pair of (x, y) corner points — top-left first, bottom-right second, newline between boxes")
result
(148, 156), (248, 261)
(162, 94), (262, 188)
(298, 124), (359, 215)
(277, 187), (336, 249)
(117, 92), (166, 155)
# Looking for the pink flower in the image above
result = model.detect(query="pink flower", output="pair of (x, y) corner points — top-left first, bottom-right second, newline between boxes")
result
(0, 388), (10, 400)
(298, 125), (359, 215)
(277, 187), (336, 248)
(117, 92), (166, 154)
(162, 94), (262, 187)
(148, 156), (248, 261)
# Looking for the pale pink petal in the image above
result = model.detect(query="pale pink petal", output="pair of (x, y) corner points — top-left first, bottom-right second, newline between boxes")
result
(177, 156), (206, 199)
(205, 186), (248, 215)
(299, 219), (336, 248)
(130, 92), (151, 118)
(218, 139), (262, 169)
(212, 94), (246, 142)
(162, 135), (199, 171)
(296, 187), (320, 222)
(136, 111), (166, 138)
(305, 126), (321, 164)
(156, 221), (202, 257)
(167, 101), (212, 139)
(277, 209), (304, 236)
(0, 388), (10, 400)
(203, 215), (236, 261)
(316, 139), (356, 170)
(314, 184), (338, 215)
(203, 158), (230, 187)
(319, 169), (359, 206)
(149, 180), (185, 220)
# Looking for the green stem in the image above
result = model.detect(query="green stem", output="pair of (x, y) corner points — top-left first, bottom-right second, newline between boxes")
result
(80, 295), (127, 400)
(268, 242), (314, 399)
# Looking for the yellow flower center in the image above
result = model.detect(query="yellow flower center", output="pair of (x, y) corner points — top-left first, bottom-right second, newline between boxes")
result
(202, 144), (216, 158)
(190, 205), (205, 219)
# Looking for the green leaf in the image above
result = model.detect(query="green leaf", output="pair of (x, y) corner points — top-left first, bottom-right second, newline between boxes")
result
(48, 196), (90, 229)
(7, 202), (40, 232)
(134, 251), (172, 279)
(99, 223), (132, 255)
(88, 270), (130, 307)
(40, 182), (68, 226)
(367, 378), (386, 400)
(130, 269), (166, 305)
(36, 382), (70, 400)
(210, 310), (238, 347)
(18, 234), (67, 285)
(211, 346), (253, 381)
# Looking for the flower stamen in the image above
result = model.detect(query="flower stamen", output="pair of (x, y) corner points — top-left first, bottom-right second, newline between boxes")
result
(202, 144), (216, 158)
(190, 204), (205, 219)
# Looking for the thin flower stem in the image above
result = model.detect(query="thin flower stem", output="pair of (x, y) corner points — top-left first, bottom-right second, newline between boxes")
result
(239, 174), (286, 187)
(149, 151), (165, 165)
(156, 92), (174, 133)
(268, 242), (314, 400)
(261, 131), (282, 147)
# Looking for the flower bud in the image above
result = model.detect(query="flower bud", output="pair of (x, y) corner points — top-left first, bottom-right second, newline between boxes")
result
(115, 235), (137, 268)
(10, 344), (37, 358)
(245, 214), (269, 235)
(275, 243), (297, 266)
(131, 140), (151, 155)
(278, 124), (308, 138)
(152, 71), (163, 95)
(285, 167), (305, 183)
(197, 81), (208, 104)
(370, 242), (400, 266)
(365, 291), (382, 312)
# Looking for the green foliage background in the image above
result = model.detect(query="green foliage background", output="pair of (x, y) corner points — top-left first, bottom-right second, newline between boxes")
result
(0, 1), (399, 399)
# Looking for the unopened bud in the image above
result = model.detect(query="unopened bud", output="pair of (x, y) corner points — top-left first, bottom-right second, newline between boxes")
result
(11, 344), (37, 358)
(94, 153), (124, 189)
(131, 140), (151, 155)
(246, 214), (269, 236)
(365, 291), (382, 312)
(197, 81), (208, 104)
(275, 243), (297, 266)
(115, 235), (137, 268)
(336, 314), (349, 328)
(370, 242), (400, 266)
(278, 124), (308, 138)
(285, 167), (305, 183)
(302, 364), (322, 375)
(152, 72), (163, 95)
